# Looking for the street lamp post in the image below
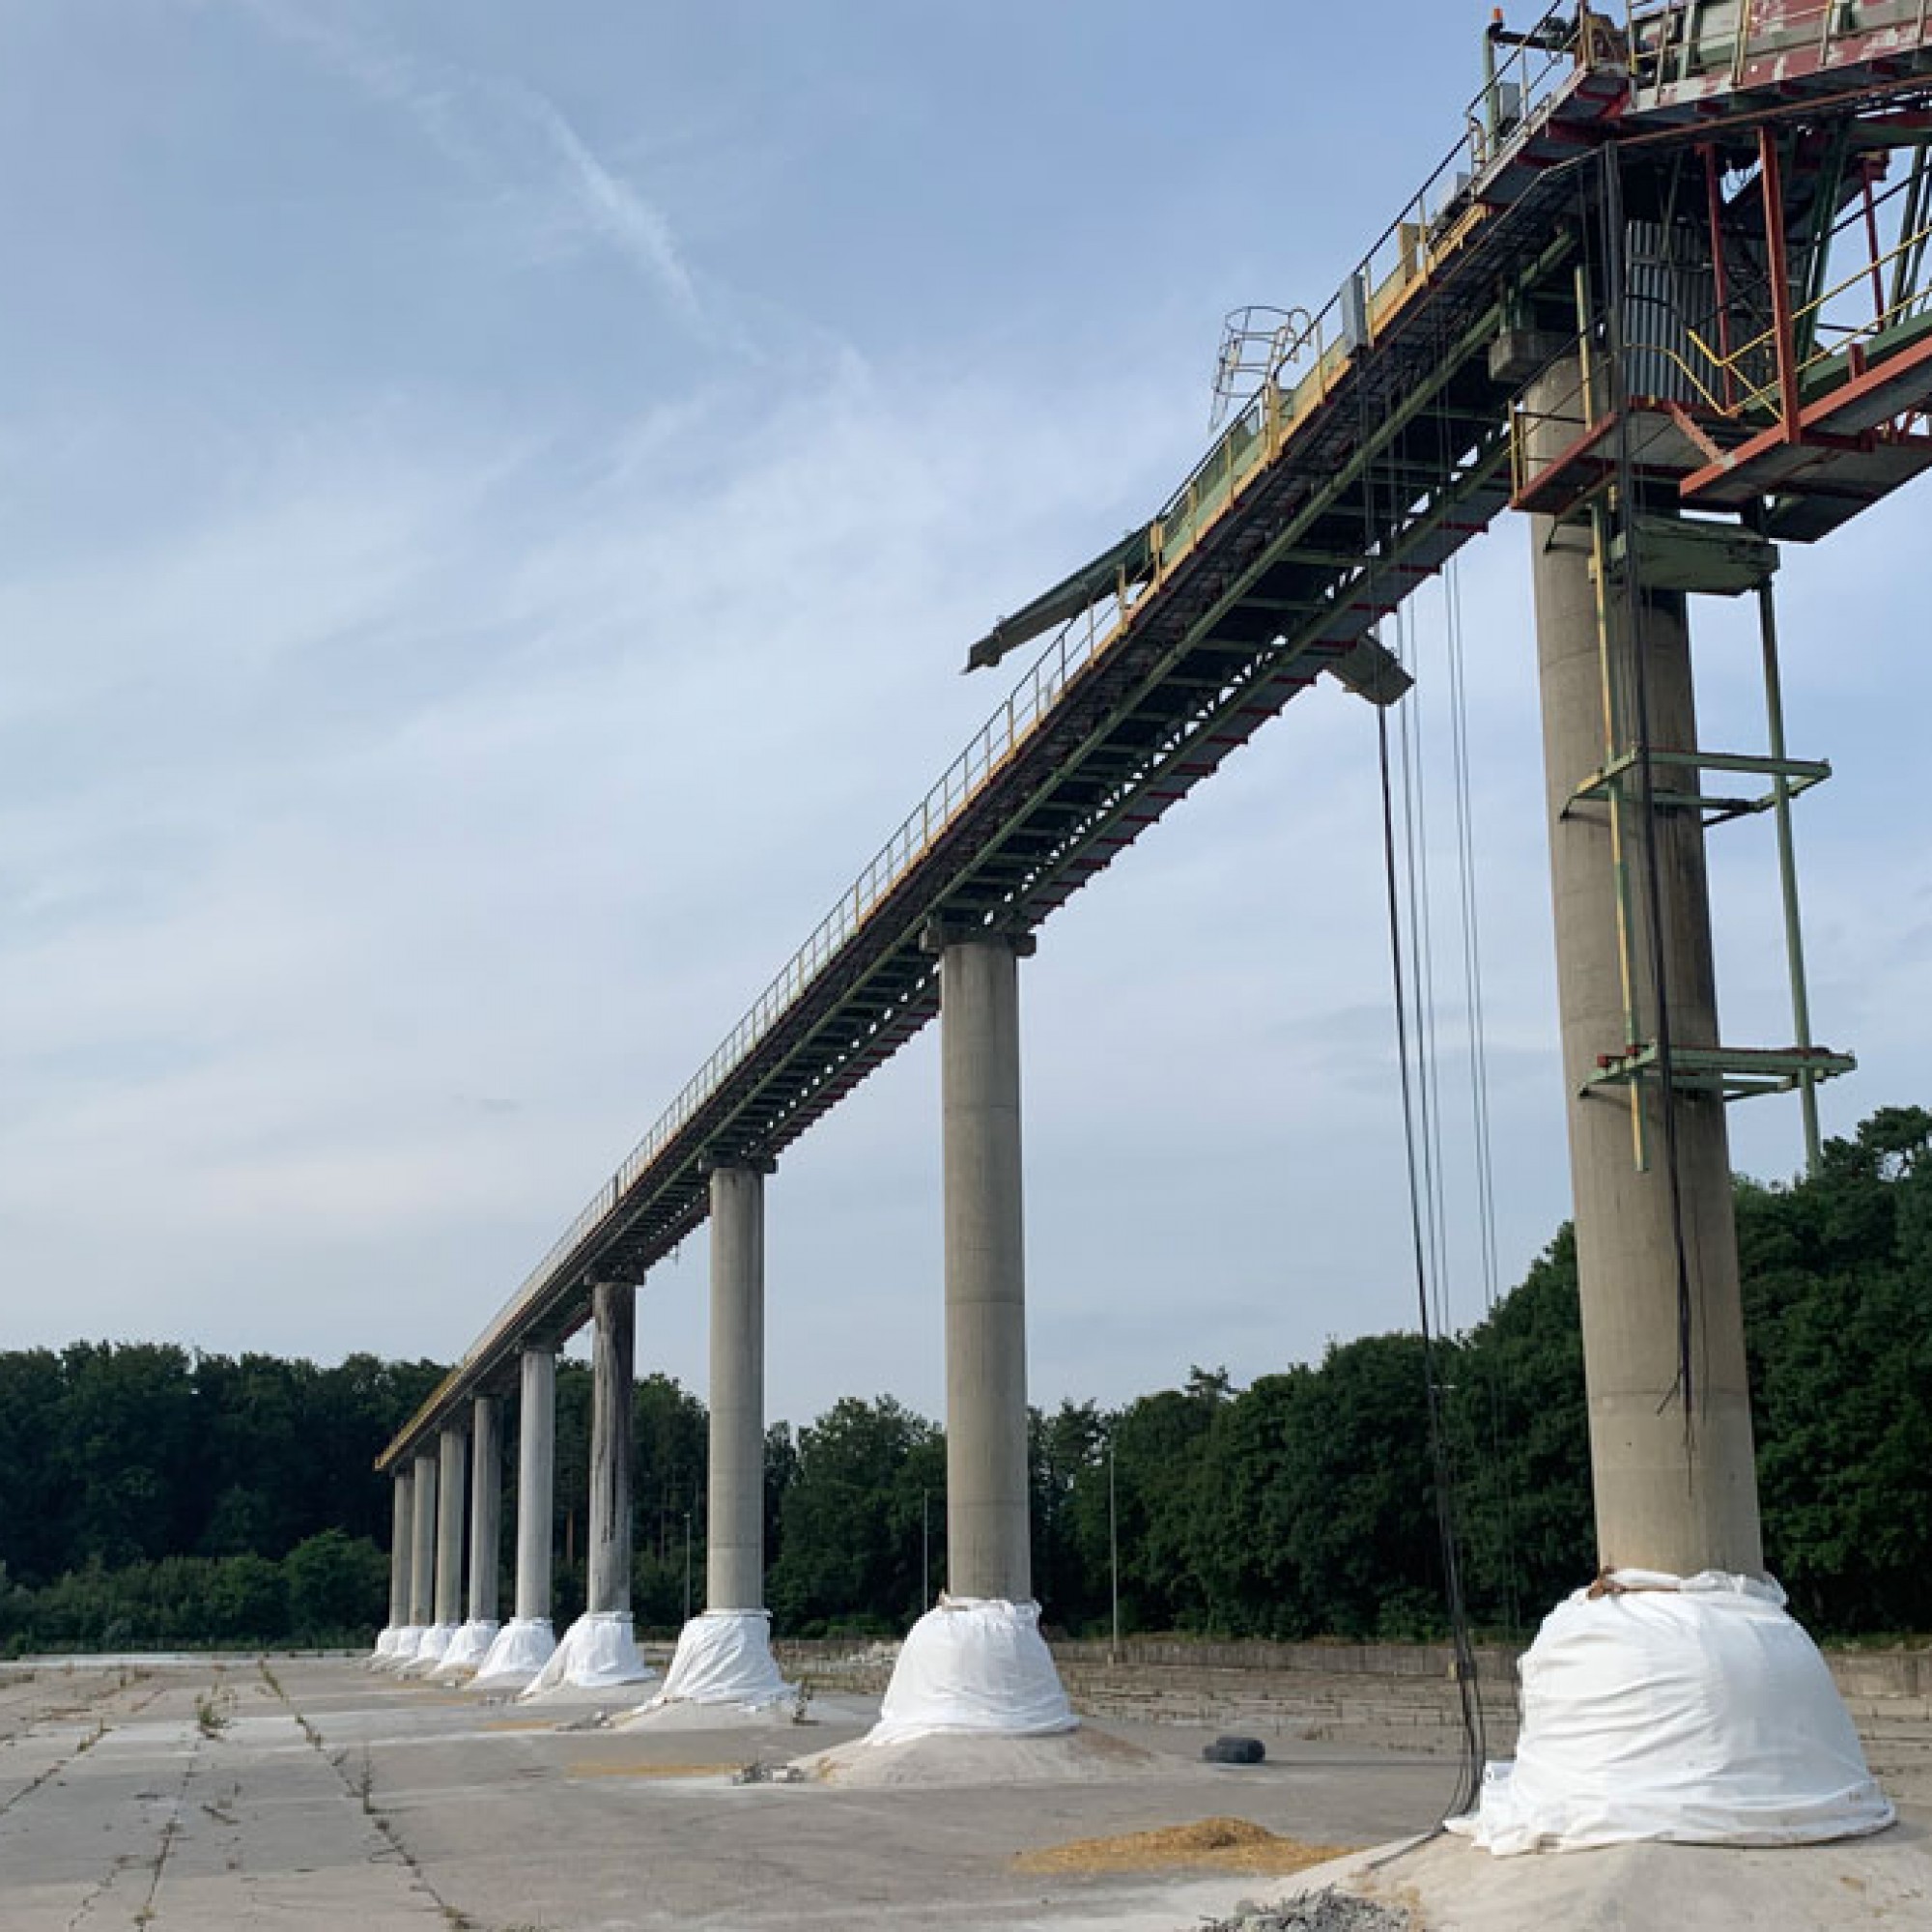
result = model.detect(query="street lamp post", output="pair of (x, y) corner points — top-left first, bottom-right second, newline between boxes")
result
(1108, 1441), (1121, 1664)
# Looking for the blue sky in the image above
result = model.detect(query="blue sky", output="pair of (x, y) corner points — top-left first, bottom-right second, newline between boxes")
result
(4, 1), (1927, 1427)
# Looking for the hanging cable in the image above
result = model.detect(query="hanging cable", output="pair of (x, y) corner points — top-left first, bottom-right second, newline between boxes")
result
(1354, 334), (1486, 1823)
(1377, 697), (1486, 1823)
(1439, 548), (1523, 1639)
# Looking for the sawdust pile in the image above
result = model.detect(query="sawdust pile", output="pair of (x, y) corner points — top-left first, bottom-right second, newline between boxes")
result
(1013, 1816), (1353, 1876)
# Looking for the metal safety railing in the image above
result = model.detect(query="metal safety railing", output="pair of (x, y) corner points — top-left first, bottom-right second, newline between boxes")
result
(1703, 217), (1932, 416)
(1201, 5), (1589, 443)
(1626, 0), (1932, 102)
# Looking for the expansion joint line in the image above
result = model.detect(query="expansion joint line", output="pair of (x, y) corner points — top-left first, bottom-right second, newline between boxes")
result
(259, 1661), (477, 1928)
(135, 1690), (211, 1925)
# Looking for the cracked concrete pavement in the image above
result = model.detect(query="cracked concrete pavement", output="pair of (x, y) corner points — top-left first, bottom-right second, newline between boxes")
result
(1, 1651), (1925, 1931)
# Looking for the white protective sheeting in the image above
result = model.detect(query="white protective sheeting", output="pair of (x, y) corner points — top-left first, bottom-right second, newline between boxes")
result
(375, 1625), (425, 1672)
(1451, 1570), (1895, 1855)
(369, 1627), (400, 1665)
(643, 1609), (792, 1712)
(402, 1622), (458, 1677)
(471, 1616), (557, 1691)
(430, 1619), (498, 1682)
(866, 1596), (1076, 1746)
(519, 1610), (654, 1697)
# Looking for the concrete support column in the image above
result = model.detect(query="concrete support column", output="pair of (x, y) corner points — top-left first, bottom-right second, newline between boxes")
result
(514, 1289), (648, 1696)
(387, 1470), (413, 1630)
(935, 925), (1035, 1604)
(707, 1162), (770, 1611)
(515, 1347), (556, 1622)
(434, 1426), (469, 1628)
(644, 1167), (791, 1717)
(1456, 349), (1889, 1855)
(409, 1450), (437, 1626)
(586, 1279), (635, 1615)
(1527, 353), (1762, 1578)
(864, 921), (1072, 1745)
(468, 1396), (502, 1625)
(470, 1349), (559, 1690)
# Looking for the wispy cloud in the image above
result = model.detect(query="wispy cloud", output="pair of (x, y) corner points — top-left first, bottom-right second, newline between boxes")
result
(236, 0), (708, 330)
(514, 87), (702, 324)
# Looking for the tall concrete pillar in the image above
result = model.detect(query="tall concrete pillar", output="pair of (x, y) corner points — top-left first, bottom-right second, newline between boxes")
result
(1460, 347), (1892, 1852)
(862, 922), (1070, 1746)
(936, 926), (1035, 1603)
(586, 1279), (635, 1615)
(1527, 353), (1762, 1578)
(434, 1425), (469, 1628)
(645, 1165), (791, 1717)
(516, 1287), (649, 1695)
(707, 1162), (769, 1611)
(409, 1450), (437, 1626)
(468, 1396), (502, 1625)
(387, 1468), (414, 1630)
(515, 1346), (556, 1622)
(470, 1349), (559, 1690)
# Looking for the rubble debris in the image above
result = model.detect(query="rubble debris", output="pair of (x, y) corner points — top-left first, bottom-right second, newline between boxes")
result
(1197, 1888), (1411, 1932)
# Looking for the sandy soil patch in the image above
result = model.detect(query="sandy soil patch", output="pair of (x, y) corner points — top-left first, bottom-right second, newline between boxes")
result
(1014, 1816), (1355, 1877)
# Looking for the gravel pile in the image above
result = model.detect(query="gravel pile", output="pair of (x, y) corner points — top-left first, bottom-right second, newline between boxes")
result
(1199, 1888), (1412, 1932)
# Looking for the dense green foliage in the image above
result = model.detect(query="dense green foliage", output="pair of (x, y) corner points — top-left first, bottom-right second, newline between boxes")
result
(2, 1107), (1926, 1651)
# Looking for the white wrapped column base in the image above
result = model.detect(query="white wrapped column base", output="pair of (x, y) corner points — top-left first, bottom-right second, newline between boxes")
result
(520, 1610), (654, 1697)
(374, 1625), (425, 1672)
(636, 1609), (791, 1715)
(401, 1622), (459, 1678)
(1450, 1571), (1895, 1856)
(866, 1597), (1075, 1747)
(368, 1627), (402, 1667)
(471, 1617), (557, 1692)
(429, 1619), (499, 1683)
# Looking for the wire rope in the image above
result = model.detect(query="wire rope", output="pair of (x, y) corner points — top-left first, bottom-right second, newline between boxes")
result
(1377, 697), (1487, 1823)
(1354, 312), (1487, 1823)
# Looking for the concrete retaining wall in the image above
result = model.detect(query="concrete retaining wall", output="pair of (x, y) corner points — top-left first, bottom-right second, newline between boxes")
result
(777, 1632), (1931, 1700)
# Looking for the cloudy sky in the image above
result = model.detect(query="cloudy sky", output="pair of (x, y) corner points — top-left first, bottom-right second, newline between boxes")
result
(5, 1), (1927, 1430)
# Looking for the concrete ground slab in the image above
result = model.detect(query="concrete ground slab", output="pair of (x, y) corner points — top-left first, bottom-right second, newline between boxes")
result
(1319, 1820), (1932, 1929)
(796, 1724), (1162, 1786)
(1, 1654), (1923, 1930)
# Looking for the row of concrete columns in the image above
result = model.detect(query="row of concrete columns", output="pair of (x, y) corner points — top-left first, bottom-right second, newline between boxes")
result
(378, 927), (1041, 1716)
(378, 661), (1779, 1718)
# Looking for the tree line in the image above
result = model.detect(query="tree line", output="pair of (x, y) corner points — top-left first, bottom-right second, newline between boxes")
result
(2, 1105), (1926, 1653)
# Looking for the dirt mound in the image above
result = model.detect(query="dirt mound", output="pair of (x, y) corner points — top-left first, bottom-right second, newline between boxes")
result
(1014, 1815), (1353, 1875)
